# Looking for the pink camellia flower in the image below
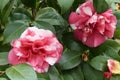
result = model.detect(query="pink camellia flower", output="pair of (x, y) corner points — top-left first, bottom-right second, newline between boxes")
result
(103, 72), (112, 79)
(107, 59), (120, 74)
(69, 1), (117, 47)
(8, 27), (63, 73)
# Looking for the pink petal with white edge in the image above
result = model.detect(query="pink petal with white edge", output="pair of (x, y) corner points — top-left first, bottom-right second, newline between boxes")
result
(82, 6), (92, 16)
(45, 57), (57, 65)
(8, 48), (25, 65)
(74, 29), (105, 47)
(20, 27), (38, 38)
(11, 40), (21, 48)
(33, 62), (49, 73)
(69, 12), (80, 24)
(84, 31), (106, 47)
(104, 24), (115, 38)
(28, 55), (44, 67)
(87, 13), (97, 24)
(77, 1), (94, 16)
(70, 24), (77, 30)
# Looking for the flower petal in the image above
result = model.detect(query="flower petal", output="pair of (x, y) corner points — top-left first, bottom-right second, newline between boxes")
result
(84, 31), (106, 47)
(107, 59), (120, 74)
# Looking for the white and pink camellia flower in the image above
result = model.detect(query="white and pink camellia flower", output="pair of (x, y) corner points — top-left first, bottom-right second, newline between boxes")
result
(107, 59), (120, 74)
(69, 1), (117, 47)
(8, 27), (63, 73)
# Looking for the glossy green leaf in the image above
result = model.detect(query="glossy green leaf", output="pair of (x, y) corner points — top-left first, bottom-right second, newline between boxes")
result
(6, 64), (37, 80)
(114, 29), (120, 38)
(62, 32), (88, 52)
(90, 40), (120, 61)
(37, 73), (50, 80)
(1, 0), (14, 24)
(114, 11), (120, 20)
(58, 49), (81, 70)
(46, 0), (60, 11)
(72, 0), (85, 11)
(93, 0), (109, 14)
(82, 63), (105, 80)
(34, 21), (56, 34)
(3, 21), (28, 44)
(0, 78), (7, 80)
(9, 8), (32, 22)
(0, 44), (10, 52)
(63, 66), (84, 80)
(38, 78), (46, 80)
(90, 55), (111, 71)
(0, 52), (8, 65)
(105, 0), (120, 6)
(36, 7), (67, 26)
(62, 74), (73, 80)
(57, 0), (74, 14)
(48, 66), (63, 80)
(114, 11), (120, 29)
(0, 0), (10, 12)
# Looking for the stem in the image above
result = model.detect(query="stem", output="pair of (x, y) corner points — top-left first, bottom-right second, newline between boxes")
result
(32, 8), (36, 21)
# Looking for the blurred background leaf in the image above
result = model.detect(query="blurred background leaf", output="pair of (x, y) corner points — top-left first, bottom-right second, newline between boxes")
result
(57, 0), (74, 14)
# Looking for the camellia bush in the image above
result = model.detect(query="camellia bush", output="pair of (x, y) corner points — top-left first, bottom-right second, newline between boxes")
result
(1, 0), (120, 80)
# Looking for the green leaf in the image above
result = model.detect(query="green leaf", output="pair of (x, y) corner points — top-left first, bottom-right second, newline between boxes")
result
(114, 11), (120, 20)
(1, 0), (15, 24)
(105, 0), (120, 6)
(90, 55), (111, 71)
(0, 44), (10, 52)
(0, 52), (8, 65)
(114, 11), (120, 29)
(82, 63), (105, 80)
(63, 66), (84, 80)
(62, 32), (88, 52)
(114, 29), (120, 38)
(93, 0), (109, 14)
(110, 75), (120, 80)
(46, 0), (60, 11)
(34, 21), (56, 34)
(3, 21), (28, 44)
(0, 0), (10, 12)
(38, 78), (46, 80)
(6, 64), (37, 80)
(9, 8), (32, 22)
(90, 40), (120, 61)
(72, 0), (85, 11)
(57, 0), (74, 14)
(36, 7), (67, 26)
(58, 49), (81, 70)
(48, 66), (63, 80)
(0, 78), (7, 80)
(37, 73), (50, 80)
(0, 65), (9, 71)
(62, 74), (73, 80)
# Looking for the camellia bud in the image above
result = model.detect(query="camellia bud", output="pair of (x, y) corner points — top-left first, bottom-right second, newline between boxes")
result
(103, 72), (112, 79)
(107, 59), (120, 74)
(82, 53), (88, 62)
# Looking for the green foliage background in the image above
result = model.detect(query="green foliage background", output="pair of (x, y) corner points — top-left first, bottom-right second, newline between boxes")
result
(1, 0), (120, 80)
